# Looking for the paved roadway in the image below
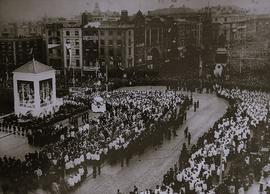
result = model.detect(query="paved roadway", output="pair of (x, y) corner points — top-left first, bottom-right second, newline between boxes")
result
(71, 86), (229, 194)
(246, 177), (270, 194)
(0, 132), (38, 160)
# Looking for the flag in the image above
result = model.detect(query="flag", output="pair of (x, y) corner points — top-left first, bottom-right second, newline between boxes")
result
(66, 44), (71, 51)
(29, 48), (33, 55)
(66, 44), (72, 67)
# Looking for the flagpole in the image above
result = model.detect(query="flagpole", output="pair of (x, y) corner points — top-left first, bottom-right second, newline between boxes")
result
(73, 67), (75, 87)
(105, 62), (108, 92)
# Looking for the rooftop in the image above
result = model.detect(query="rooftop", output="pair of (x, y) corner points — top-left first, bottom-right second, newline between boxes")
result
(13, 59), (54, 74)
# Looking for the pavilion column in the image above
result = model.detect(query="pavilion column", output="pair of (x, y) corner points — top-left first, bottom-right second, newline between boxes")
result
(34, 78), (40, 113)
(13, 76), (18, 114)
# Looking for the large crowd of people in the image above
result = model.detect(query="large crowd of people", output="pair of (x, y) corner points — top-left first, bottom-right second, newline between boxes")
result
(128, 87), (270, 194)
(0, 101), (90, 146)
(3, 82), (270, 194)
(0, 89), (191, 193)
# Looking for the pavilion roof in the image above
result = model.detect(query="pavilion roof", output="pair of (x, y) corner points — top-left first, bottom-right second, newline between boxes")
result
(13, 59), (54, 74)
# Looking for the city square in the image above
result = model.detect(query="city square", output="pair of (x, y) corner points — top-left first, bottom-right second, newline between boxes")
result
(1, 0), (270, 194)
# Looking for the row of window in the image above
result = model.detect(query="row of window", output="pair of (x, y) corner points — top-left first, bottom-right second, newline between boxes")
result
(66, 49), (80, 56)
(99, 47), (132, 56)
(65, 30), (79, 36)
(65, 39), (80, 46)
(100, 39), (132, 46)
(100, 39), (121, 46)
(48, 31), (61, 36)
(213, 17), (228, 22)
(99, 30), (132, 36)
(66, 59), (80, 67)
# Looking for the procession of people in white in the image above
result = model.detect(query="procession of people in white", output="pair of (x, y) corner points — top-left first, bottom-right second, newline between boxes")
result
(1, 89), (188, 192)
(130, 87), (270, 194)
(60, 90), (185, 188)
(2, 85), (270, 194)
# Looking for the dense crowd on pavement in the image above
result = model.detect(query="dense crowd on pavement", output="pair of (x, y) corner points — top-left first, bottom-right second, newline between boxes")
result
(126, 87), (270, 194)
(0, 89), (191, 194)
(0, 101), (90, 146)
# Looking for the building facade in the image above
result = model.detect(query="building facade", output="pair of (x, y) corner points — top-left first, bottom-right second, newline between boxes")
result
(82, 24), (99, 77)
(133, 13), (178, 71)
(62, 26), (83, 83)
(81, 3), (120, 26)
(0, 23), (17, 38)
(175, 19), (202, 48)
(0, 36), (46, 79)
(98, 21), (134, 70)
(45, 23), (64, 72)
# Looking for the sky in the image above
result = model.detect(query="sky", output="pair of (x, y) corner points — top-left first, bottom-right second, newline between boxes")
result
(0, 0), (270, 22)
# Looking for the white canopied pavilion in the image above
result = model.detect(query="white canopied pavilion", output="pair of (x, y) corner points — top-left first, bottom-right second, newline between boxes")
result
(13, 59), (59, 117)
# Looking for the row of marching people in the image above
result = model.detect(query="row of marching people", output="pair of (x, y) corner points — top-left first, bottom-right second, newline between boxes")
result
(128, 87), (270, 194)
(0, 124), (27, 136)
(0, 89), (190, 194)
(66, 165), (88, 189)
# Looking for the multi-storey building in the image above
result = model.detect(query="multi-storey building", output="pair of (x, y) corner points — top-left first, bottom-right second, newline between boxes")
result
(175, 19), (202, 48)
(17, 22), (45, 37)
(0, 22), (45, 38)
(98, 21), (134, 70)
(82, 23), (99, 78)
(45, 23), (64, 72)
(81, 2), (120, 25)
(212, 14), (251, 47)
(62, 25), (83, 83)
(0, 36), (46, 78)
(0, 23), (17, 38)
(145, 8), (205, 74)
(255, 15), (270, 36)
(132, 12), (178, 71)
